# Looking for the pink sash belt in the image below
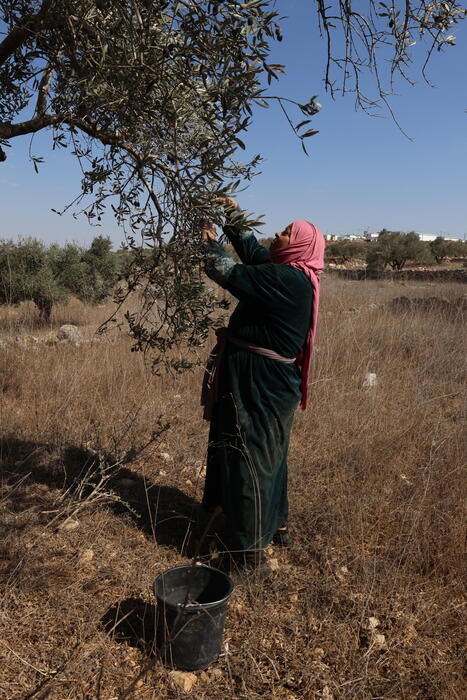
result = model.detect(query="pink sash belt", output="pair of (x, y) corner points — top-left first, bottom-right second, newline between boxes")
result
(201, 327), (296, 421)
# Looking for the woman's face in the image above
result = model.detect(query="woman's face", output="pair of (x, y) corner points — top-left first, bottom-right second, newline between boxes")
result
(270, 225), (292, 252)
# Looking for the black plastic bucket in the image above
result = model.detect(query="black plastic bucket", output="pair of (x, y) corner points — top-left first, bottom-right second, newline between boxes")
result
(154, 564), (234, 671)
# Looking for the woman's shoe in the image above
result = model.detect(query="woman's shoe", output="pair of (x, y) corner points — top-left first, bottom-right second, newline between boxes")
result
(211, 550), (273, 580)
(272, 526), (291, 547)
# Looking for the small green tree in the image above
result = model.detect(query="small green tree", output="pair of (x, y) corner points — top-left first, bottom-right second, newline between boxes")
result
(366, 230), (425, 271)
(0, 236), (119, 321)
(0, 237), (67, 320)
(452, 240), (467, 258)
(325, 240), (362, 265)
(79, 236), (118, 303)
(429, 236), (465, 263)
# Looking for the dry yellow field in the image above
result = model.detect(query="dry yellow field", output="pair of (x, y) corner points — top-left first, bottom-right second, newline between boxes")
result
(0, 275), (465, 698)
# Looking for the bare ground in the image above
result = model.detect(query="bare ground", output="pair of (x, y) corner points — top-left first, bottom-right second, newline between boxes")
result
(0, 276), (465, 699)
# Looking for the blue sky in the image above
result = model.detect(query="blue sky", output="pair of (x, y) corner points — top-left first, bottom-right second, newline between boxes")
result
(1, 0), (466, 245)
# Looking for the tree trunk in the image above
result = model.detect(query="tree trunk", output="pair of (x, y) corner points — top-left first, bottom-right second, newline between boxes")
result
(35, 298), (53, 323)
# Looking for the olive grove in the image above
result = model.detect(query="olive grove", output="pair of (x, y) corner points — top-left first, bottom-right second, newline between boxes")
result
(0, 0), (464, 366)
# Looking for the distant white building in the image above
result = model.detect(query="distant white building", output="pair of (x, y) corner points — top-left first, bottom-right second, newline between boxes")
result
(363, 231), (463, 242)
(418, 233), (437, 242)
(417, 233), (462, 242)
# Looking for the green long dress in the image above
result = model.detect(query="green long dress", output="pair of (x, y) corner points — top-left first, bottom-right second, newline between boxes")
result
(203, 221), (313, 553)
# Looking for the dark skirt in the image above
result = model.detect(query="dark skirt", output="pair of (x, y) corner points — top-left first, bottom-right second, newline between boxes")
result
(202, 345), (300, 552)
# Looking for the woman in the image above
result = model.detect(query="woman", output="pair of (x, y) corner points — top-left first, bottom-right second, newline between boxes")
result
(201, 198), (324, 576)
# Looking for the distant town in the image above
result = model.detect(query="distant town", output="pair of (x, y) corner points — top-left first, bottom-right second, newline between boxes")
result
(324, 232), (463, 243)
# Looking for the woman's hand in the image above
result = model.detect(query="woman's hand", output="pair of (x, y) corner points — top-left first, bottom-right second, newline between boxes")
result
(215, 195), (238, 211)
(201, 219), (217, 242)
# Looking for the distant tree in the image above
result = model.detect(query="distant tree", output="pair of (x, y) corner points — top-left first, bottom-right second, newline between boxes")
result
(0, 237), (67, 320)
(81, 235), (119, 303)
(325, 240), (362, 265)
(452, 240), (467, 258)
(365, 248), (386, 274)
(0, 236), (118, 321)
(429, 236), (465, 263)
(366, 230), (426, 271)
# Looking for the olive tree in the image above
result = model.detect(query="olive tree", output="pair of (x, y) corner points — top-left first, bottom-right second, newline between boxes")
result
(325, 239), (363, 265)
(0, 237), (67, 320)
(429, 236), (465, 263)
(0, 1), (464, 365)
(0, 235), (118, 320)
(366, 230), (426, 270)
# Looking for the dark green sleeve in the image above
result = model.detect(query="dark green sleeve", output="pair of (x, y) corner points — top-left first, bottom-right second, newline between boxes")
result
(226, 265), (286, 308)
(204, 241), (290, 310)
(223, 215), (270, 266)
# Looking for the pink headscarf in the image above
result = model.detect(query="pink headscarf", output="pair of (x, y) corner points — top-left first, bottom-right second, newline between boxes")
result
(270, 220), (325, 410)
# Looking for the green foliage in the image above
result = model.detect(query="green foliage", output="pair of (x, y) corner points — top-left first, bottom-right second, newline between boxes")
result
(325, 240), (363, 264)
(429, 236), (465, 264)
(0, 238), (67, 320)
(0, 236), (118, 321)
(81, 236), (119, 303)
(366, 230), (426, 271)
(452, 240), (467, 258)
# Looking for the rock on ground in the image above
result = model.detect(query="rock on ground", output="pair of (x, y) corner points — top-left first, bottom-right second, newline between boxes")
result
(169, 670), (197, 692)
(57, 324), (82, 344)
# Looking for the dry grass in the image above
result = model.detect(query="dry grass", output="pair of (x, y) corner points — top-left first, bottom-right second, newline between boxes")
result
(0, 276), (465, 699)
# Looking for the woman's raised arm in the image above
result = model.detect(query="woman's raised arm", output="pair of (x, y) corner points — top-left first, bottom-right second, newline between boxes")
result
(218, 197), (270, 266)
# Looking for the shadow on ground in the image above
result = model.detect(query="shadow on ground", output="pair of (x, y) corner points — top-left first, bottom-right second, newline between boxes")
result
(0, 437), (207, 557)
(101, 597), (157, 655)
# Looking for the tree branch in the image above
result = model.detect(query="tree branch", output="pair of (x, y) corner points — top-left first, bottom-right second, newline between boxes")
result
(35, 62), (55, 116)
(0, 114), (60, 139)
(65, 117), (145, 165)
(0, 0), (55, 66)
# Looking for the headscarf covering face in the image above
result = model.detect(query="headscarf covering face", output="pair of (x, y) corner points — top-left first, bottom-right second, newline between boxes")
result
(270, 220), (325, 410)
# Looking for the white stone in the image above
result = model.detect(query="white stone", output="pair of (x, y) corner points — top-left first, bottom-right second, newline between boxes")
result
(57, 324), (82, 344)
(59, 518), (79, 531)
(169, 670), (197, 692)
(363, 372), (378, 388)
